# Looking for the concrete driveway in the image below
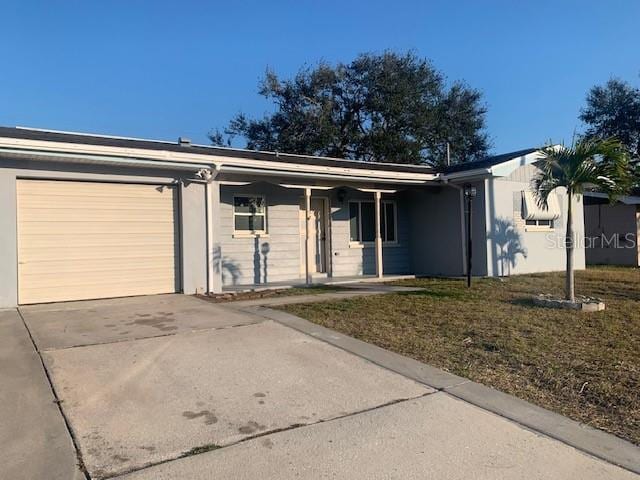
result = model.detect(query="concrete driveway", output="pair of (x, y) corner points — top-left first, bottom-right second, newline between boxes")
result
(5, 294), (639, 479)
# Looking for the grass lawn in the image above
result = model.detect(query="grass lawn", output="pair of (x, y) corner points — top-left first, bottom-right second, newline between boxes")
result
(280, 266), (640, 445)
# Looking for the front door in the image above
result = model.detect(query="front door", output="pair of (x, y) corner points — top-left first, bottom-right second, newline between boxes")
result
(299, 197), (328, 275)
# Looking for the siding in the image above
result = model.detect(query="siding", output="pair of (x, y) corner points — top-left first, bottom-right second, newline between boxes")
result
(218, 185), (412, 285)
(408, 183), (486, 277)
(219, 183), (302, 285)
(584, 204), (639, 266)
(329, 189), (411, 277)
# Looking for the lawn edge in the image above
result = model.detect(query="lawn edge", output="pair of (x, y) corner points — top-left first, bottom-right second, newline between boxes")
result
(242, 305), (640, 475)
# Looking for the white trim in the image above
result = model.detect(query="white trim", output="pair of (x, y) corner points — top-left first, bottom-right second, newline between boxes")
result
(357, 188), (398, 194)
(280, 184), (334, 190)
(232, 233), (270, 239)
(524, 218), (555, 232)
(232, 194), (268, 235)
(0, 136), (437, 183)
(219, 165), (434, 184)
(219, 180), (254, 186)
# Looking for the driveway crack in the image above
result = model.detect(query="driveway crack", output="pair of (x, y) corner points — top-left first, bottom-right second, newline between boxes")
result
(101, 392), (434, 479)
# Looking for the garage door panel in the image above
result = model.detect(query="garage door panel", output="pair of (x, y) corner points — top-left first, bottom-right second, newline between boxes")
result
(18, 181), (174, 197)
(19, 253), (176, 269)
(18, 282), (175, 305)
(19, 270), (176, 289)
(17, 180), (179, 304)
(18, 221), (176, 236)
(18, 209), (176, 222)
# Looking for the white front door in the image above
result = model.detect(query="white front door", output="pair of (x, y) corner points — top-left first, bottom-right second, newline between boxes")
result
(300, 197), (328, 275)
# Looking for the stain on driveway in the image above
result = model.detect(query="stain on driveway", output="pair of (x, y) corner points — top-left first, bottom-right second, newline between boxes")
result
(40, 310), (429, 479)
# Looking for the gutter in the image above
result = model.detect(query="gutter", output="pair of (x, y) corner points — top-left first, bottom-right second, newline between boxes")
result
(218, 165), (435, 185)
(437, 167), (492, 182)
(0, 148), (211, 171)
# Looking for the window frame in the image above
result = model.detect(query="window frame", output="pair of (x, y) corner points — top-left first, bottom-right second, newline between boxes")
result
(233, 194), (268, 236)
(348, 200), (398, 246)
(524, 218), (555, 231)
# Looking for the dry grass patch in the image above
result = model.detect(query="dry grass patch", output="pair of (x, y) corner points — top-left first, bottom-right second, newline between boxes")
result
(280, 266), (640, 444)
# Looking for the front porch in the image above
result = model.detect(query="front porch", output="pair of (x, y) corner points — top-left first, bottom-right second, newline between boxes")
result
(210, 177), (422, 292)
(203, 162), (463, 294)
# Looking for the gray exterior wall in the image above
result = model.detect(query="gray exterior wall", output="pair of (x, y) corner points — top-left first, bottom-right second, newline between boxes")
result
(330, 189), (411, 277)
(219, 183), (302, 286)
(0, 159), (208, 308)
(584, 204), (639, 266)
(484, 164), (586, 276)
(407, 186), (465, 276)
(217, 184), (412, 286)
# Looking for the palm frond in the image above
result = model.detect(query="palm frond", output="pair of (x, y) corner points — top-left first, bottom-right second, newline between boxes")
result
(533, 138), (631, 204)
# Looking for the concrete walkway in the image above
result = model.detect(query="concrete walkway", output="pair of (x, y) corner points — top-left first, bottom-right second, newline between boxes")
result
(218, 283), (424, 308)
(0, 310), (83, 480)
(3, 292), (639, 479)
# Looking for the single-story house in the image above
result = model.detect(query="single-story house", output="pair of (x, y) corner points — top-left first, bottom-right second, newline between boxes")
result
(0, 126), (585, 308)
(584, 192), (640, 266)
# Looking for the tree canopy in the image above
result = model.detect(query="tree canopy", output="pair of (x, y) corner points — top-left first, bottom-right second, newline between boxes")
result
(580, 78), (640, 161)
(211, 52), (490, 167)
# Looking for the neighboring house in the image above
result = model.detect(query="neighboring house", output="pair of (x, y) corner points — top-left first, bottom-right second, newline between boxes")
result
(0, 127), (585, 308)
(583, 192), (640, 266)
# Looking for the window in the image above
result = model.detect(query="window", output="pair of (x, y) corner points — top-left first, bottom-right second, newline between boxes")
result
(521, 191), (559, 230)
(525, 219), (554, 228)
(233, 195), (266, 233)
(349, 200), (396, 243)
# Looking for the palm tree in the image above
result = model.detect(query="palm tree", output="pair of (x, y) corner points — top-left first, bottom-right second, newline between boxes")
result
(534, 138), (630, 302)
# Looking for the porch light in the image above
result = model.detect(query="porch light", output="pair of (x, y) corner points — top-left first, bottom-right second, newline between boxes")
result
(463, 184), (477, 199)
(463, 183), (476, 288)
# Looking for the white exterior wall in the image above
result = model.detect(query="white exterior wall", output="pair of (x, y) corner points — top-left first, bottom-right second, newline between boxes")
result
(485, 165), (586, 276)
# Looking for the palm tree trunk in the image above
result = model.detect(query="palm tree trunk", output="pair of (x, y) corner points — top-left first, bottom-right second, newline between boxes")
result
(565, 188), (575, 302)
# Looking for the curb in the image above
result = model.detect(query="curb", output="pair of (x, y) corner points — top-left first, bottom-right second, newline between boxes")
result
(243, 305), (640, 475)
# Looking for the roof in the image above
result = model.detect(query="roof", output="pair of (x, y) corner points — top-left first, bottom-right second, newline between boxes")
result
(438, 148), (539, 174)
(584, 191), (640, 206)
(0, 126), (435, 174)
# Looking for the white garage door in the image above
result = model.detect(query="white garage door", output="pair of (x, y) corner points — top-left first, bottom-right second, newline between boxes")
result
(17, 179), (179, 304)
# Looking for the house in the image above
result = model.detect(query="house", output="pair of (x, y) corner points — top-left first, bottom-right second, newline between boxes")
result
(583, 192), (640, 266)
(0, 126), (585, 308)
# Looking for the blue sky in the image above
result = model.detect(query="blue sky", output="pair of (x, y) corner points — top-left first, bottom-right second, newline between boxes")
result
(1, 0), (639, 155)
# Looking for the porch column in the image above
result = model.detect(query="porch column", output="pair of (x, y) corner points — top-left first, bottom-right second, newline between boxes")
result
(304, 187), (312, 285)
(374, 190), (383, 278)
